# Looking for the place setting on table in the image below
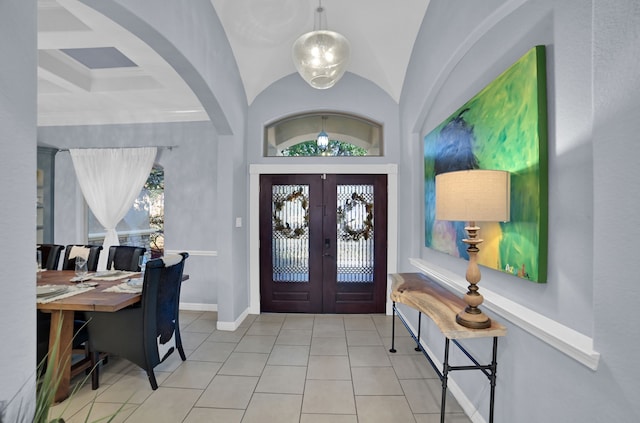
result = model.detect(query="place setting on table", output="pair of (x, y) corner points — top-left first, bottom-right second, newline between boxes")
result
(37, 256), (96, 304)
(36, 254), (149, 304)
(96, 252), (149, 293)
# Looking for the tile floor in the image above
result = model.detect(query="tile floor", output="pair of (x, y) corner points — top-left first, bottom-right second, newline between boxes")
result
(50, 311), (472, 423)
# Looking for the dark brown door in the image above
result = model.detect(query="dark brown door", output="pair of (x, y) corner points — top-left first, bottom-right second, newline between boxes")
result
(260, 174), (387, 313)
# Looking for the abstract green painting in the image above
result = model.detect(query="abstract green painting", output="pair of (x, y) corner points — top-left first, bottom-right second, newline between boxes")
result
(424, 45), (548, 283)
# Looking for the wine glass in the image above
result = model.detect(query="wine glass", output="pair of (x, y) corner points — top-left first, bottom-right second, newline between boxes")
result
(138, 252), (150, 275)
(75, 256), (88, 280)
(36, 250), (42, 280)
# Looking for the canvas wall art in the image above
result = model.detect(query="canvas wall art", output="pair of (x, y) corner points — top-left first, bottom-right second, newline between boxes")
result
(424, 45), (548, 283)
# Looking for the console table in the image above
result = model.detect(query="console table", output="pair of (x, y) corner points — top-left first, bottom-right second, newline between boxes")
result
(389, 273), (506, 423)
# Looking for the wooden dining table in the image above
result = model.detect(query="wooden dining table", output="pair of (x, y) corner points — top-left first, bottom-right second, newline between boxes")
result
(37, 270), (146, 402)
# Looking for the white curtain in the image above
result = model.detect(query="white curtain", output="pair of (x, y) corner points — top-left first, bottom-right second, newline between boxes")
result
(70, 147), (157, 270)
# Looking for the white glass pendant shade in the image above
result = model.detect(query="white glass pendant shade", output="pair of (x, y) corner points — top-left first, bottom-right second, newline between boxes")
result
(292, 30), (350, 89)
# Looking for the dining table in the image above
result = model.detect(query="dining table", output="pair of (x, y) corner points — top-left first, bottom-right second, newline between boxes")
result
(36, 269), (188, 403)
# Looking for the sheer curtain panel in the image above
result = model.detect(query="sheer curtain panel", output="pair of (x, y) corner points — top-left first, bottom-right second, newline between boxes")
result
(70, 147), (157, 270)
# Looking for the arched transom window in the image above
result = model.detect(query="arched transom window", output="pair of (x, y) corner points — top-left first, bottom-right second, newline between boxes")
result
(264, 112), (383, 157)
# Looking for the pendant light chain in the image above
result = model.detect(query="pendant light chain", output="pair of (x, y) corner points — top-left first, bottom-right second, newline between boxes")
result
(315, 0), (327, 31)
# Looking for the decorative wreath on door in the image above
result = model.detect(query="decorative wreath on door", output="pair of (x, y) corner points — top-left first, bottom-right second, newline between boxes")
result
(337, 192), (374, 241)
(272, 187), (309, 239)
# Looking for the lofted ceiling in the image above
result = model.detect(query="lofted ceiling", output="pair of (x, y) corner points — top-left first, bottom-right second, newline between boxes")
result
(37, 0), (429, 127)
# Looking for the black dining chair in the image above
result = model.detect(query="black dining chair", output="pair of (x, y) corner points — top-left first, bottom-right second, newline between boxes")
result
(37, 244), (65, 270)
(37, 244), (94, 375)
(60, 244), (104, 364)
(61, 245), (103, 272)
(86, 252), (189, 390)
(106, 245), (146, 272)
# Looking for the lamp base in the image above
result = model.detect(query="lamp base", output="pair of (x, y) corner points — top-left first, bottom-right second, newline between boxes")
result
(456, 309), (491, 329)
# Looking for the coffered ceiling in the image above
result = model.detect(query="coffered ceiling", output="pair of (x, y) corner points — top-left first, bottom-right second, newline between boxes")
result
(38, 0), (429, 127)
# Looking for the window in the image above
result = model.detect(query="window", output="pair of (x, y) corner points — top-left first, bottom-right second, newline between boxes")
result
(281, 140), (367, 157)
(264, 112), (383, 157)
(88, 166), (164, 257)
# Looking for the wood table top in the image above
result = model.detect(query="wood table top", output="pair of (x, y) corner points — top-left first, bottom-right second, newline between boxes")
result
(37, 270), (142, 312)
(390, 272), (506, 339)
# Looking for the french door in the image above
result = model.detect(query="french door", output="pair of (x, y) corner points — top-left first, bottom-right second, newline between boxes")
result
(259, 174), (387, 314)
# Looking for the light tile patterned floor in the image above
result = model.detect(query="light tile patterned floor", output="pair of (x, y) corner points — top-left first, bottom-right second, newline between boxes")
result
(50, 311), (472, 423)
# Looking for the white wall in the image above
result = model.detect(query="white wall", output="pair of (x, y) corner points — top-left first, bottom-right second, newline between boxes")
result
(399, 0), (640, 421)
(0, 0), (37, 420)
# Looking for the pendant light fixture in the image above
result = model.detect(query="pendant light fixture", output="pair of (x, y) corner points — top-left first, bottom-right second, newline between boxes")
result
(292, 1), (350, 89)
(316, 116), (329, 150)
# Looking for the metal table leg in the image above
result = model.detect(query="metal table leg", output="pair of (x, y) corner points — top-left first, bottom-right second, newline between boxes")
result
(441, 338), (450, 423)
(415, 311), (422, 351)
(389, 301), (397, 353)
(489, 336), (498, 423)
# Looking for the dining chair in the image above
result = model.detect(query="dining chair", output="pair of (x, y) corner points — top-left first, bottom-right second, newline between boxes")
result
(36, 245), (95, 373)
(86, 252), (189, 390)
(61, 244), (104, 362)
(106, 245), (146, 272)
(37, 244), (65, 270)
(61, 245), (103, 272)
(37, 244), (95, 376)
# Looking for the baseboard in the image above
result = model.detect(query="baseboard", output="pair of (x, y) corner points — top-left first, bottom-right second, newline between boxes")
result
(178, 303), (251, 331)
(216, 308), (250, 331)
(179, 302), (217, 312)
(165, 249), (217, 257)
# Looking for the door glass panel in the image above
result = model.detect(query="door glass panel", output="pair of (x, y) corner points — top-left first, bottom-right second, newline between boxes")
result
(272, 185), (310, 282)
(336, 184), (375, 283)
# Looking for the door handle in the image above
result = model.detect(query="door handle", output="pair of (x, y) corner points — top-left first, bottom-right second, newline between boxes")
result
(323, 238), (332, 257)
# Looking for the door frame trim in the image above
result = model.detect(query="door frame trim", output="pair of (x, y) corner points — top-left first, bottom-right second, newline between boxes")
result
(249, 164), (398, 315)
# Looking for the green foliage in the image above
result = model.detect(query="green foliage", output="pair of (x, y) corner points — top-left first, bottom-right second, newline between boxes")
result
(144, 167), (164, 254)
(0, 316), (126, 423)
(144, 167), (164, 191)
(33, 330), (63, 423)
(281, 140), (367, 157)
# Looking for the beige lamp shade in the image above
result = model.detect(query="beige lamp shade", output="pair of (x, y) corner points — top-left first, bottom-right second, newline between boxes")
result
(435, 169), (511, 222)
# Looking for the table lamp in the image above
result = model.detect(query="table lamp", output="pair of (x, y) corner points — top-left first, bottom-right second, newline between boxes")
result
(435, 169), (510, 329)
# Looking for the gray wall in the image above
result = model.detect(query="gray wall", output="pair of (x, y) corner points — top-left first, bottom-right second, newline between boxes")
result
(4, 0), (639, 421)
(100, 0), (250, 324)
(399, 0), (639, 421)
(402, 0), (594, 333)
(39, 121), (221, 306)
(592, 0), (640, 420)
(54, 0), (249, 324)
(248, 72), (400, 165)
(0, 0), (37, 419)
